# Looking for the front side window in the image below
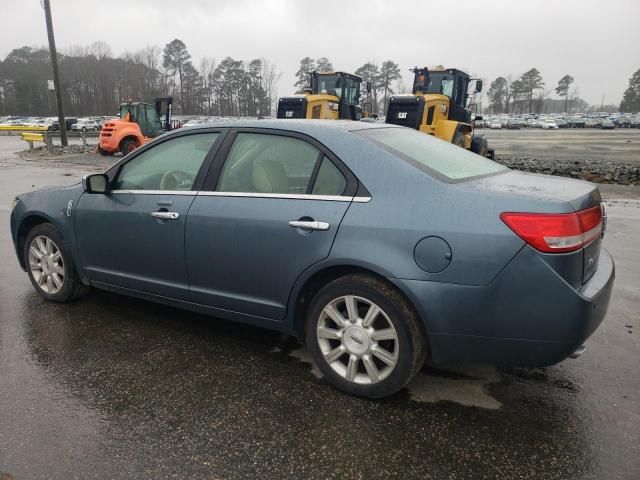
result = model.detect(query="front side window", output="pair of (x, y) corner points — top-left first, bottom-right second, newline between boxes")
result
(358, 127), (507, 181)
(217, 133), (320, 194)
(114, 133), (218, 191)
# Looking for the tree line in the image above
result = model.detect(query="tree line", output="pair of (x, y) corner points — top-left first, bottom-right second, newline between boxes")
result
(487, 68), (584, 114)
(0, 39), (282, 117)
(2, 40), (637, 116)
(487, 68), (640, 114)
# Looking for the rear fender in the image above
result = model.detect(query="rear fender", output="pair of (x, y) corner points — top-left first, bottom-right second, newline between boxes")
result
(99, 122), (143, 152)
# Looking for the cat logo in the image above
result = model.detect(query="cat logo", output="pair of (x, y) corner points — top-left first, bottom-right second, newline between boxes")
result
(285, 111), (294, 118)
(398, 112), (408, 119)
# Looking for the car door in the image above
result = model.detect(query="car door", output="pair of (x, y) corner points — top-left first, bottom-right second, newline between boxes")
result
(185, 129), (359, 320)
(74, 130), (223, 300)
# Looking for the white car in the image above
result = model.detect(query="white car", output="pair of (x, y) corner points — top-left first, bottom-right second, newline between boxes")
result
(71, 119), (100, 131)
(488, 121), (502, 129)
(541, 121), (559, 130)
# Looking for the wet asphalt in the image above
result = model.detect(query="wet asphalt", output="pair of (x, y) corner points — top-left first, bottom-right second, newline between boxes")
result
(0, 138), (639, 479)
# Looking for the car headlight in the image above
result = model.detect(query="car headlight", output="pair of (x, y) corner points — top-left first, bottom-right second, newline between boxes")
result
(11, 198), (19, 212)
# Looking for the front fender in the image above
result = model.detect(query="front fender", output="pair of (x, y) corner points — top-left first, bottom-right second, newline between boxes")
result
(11, 184), (84, 270)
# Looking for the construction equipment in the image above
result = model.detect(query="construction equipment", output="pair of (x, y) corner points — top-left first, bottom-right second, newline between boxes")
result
(98, 97), (175, 156)
(386, 67), (493, 158)
(277, 72), (363, 121)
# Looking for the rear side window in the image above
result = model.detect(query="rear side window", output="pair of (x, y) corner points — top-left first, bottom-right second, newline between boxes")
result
(358, 127), (507, 181)
(312, 157), (347, 195)
(217, 133), (320, 194)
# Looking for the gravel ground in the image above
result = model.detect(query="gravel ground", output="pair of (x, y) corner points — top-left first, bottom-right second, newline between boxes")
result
(483, 129), (640, 185)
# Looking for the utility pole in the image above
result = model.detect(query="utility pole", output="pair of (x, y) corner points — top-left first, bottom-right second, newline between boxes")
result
(600, 93), (605, 112)
(43, 0), (67, 146)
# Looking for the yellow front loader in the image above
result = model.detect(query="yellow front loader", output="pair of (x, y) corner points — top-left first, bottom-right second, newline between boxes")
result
(386, 67), (493, 158)
(277, 71), (363, 120)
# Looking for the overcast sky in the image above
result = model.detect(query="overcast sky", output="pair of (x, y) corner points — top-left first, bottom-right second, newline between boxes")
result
(2, 0), (638, 106)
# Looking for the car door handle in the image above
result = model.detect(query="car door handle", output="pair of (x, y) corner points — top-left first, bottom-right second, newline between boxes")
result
(288, 220), (329, 231)
(151, 211), (180, 220)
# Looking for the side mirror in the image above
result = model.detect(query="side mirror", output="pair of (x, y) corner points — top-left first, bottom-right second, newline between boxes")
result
(475, 80), (483, 93)
(83, 173), (109, 194)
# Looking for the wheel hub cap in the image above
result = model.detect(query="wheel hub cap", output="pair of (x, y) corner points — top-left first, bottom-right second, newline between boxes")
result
(28, 235), (65, 294)
(317, 295), (399, 385)
(343, 326), (370, 355)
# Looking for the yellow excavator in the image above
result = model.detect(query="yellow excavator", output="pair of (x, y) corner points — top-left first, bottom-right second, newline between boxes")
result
(277, 71), (364, 120)
(385, 67), (493, 158)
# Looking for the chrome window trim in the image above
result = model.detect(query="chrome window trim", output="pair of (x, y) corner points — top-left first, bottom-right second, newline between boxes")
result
(109, 190), (371, 202)
(110, 190), (196, 196)
(196, 191), (371, 203)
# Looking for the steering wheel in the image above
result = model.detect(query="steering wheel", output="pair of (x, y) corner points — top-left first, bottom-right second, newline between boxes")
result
(159, 170), (192, 190)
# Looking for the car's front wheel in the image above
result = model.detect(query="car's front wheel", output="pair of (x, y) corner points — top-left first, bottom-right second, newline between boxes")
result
(306, 274), (427, 398)
(24, 223), (88, 302)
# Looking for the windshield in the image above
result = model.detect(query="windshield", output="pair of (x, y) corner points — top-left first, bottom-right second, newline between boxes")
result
(315, 75), (342, 98)
(358, 127), (508, 181)
(426, 72), (454, 97)
(119, 104), (136, 121)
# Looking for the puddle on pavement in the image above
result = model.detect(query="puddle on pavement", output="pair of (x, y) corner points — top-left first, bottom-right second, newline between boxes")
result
(272, 344), (503, 409)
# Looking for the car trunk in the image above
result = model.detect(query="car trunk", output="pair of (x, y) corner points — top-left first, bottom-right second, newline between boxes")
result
(465, 170), (604, 288)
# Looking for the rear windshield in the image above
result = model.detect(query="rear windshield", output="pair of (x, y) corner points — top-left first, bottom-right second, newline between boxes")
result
(357, 127), (508, 181)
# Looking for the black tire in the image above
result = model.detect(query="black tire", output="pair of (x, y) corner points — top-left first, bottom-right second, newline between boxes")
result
(97, 146), (111, 156)
(82, 127), (87, 132)
(24, 223), (89, 302)
(452, 131), (466, 148)
(471, 136), (489, 157)
(305, 274), (427, 399)
(120, 138), (137, 155)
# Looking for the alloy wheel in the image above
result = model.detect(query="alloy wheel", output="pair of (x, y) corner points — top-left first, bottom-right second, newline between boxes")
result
(317, 295), (399, 385)
(28, 235), (65, 294)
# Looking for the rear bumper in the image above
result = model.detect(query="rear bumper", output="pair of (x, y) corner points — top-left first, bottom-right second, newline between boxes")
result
(393, 247), (615, 367)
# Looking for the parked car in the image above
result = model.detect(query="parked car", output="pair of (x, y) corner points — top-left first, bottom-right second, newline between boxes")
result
(10, 120), (614, 399)
(505, 120), (521, 129)
(599, 119), (616, 130)
(566, 117), (586, 128)
(488, 121), (502, 129)
(613, 117), (631, 128)
(71, 119), (100, 131)
(50, 118), (78, 131)
(541, 120), (559, 129)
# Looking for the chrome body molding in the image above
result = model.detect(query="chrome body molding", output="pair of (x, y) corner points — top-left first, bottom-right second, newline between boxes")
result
(109, 189), (371, 203)
(110, 190), (196, 196)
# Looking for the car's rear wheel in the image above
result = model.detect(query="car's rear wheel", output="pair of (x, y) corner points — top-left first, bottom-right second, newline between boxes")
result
(306, 274), (426, 398)
(24, 223), (88, 302)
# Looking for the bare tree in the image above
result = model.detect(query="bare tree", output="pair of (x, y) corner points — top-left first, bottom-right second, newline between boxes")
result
(261, 58), (282, 116)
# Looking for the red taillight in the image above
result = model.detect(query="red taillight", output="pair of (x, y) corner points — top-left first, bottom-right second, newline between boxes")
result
(500, 205), (602, 253)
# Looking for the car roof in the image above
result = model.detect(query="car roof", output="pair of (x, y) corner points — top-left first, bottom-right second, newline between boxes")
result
(184, 119), (402, 135)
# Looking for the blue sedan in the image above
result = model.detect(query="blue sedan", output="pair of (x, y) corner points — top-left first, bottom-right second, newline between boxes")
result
(10, 120), (614, 398)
